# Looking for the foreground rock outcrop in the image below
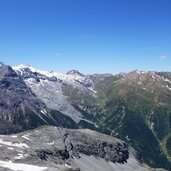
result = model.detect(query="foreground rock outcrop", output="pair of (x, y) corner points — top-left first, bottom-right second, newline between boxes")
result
(0, 126), (149, 171)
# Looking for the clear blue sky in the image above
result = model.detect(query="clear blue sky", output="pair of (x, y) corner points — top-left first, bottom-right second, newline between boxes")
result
(0, 0), (171, 74)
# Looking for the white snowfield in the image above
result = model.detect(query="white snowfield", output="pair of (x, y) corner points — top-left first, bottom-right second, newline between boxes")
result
(0, 160), (47, 171)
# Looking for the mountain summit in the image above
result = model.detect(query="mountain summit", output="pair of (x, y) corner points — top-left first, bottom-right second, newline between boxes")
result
(66, 69), (84, 76)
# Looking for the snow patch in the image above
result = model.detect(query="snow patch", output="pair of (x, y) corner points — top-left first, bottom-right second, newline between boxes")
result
(150, 122), (155, 130)
(0, 139), (29, 148)
(17, 150), (23, 153)
(142, 87), (147, 90)
(137, 82), (142, 85)
(7, 147), (14, 150)
(14, 153), (24, 160)
(135, 70), (141, 74)
(89, 87), (97, 93)
(27, 78), (36, 84)
(162, 77), (171, 84)
(40, 109), (47, 115)
(126, 135), (130, 141)
(0, 160), (47, 171)
(22, 135), (30, 141)
(141, 71), (147, 74)
(166, 84), (171, 90)
(65, 163), (71, 168)
(47, 141), (54, 145)
(135, 70), (146, 75)
(151, 75), (155, 81)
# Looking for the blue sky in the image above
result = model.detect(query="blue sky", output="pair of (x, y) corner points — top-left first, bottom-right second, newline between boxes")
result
(0, 0), (171, 74)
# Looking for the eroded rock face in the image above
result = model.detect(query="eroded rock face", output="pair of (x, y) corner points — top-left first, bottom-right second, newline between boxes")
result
(0, 63), (81, 134)
(33, 128), (130, 165)
(0, 63), (59, 134)
(64, 129), (130, 164)
(0, 126), (148, 171)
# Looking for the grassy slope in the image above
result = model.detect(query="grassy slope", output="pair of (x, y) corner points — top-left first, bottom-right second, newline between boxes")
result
(161, 133), (171, 163)
(95, 81), (171, 170)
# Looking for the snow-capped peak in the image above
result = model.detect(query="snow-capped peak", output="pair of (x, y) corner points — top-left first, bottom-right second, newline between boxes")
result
(12, 64), (39, 76)
(13, 64), (94, 91)
(134, 70), (147, 75)
(13, 64), (37, 72)
(13, 65), (61, 79)
(13, 65), (90, 84)
(12, 64), (96, 123)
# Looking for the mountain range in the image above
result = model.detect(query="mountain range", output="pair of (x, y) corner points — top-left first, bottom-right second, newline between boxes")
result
(0, 62), (171, 170)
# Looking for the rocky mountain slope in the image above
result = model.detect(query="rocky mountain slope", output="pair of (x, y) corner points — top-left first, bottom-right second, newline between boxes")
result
(0, 62), (55, 134)
(0, 62), (170, 170)
(0, 62), (99, 135)
(0, 126), (150, 171)
(13, 65), (93, 123)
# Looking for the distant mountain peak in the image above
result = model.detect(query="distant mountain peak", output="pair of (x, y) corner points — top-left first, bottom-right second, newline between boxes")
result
(13, 64), (37, 73)
(0, 62), (4, 66)
(131, 69), (147, 75)
(66, 70), (84, 76)
(0, 63), (18, 79)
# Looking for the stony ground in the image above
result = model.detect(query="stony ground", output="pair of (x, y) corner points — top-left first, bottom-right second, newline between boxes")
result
(0, 126), (149, 171)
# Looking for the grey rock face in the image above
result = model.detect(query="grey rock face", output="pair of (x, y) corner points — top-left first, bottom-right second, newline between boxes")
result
(31, 128), (130, 164)
(0, 63), (60, 134)
(13, 65), (97, 123)
(0, 62), (98, 134)
(0, 126), (149, 171)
